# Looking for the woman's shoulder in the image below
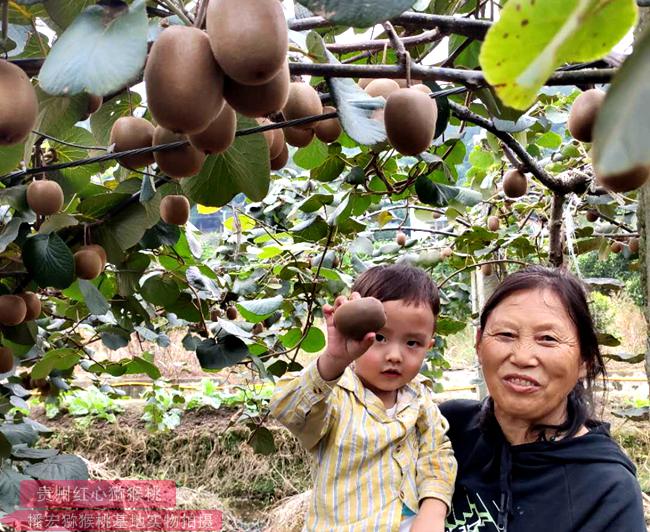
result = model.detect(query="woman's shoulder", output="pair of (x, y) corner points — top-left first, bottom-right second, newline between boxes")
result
(439, 399), (484, 436)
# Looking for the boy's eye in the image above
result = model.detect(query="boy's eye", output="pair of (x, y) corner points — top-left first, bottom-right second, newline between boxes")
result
(406, 340), (420, 348)
(375, 334), (386, 343)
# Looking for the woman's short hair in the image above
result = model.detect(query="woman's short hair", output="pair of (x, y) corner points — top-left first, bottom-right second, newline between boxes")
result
(479, 265), (606, 438)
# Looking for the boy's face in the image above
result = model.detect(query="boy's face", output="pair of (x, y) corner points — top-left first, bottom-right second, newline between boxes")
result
(353, 299), (436, 407)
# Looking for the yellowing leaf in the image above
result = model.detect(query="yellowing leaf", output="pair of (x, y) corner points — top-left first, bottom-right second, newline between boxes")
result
(197, 204), (219, 215)
(377, 211), (393, 227)
(224, 215), (256, 232)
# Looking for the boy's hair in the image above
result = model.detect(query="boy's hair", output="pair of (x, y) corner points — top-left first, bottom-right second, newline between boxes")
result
(350, 264), (440, 316)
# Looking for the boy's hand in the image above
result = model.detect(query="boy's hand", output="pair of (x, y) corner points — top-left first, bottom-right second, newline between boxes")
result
(317, 292), (376, 381)
(410, 498), (447, 532)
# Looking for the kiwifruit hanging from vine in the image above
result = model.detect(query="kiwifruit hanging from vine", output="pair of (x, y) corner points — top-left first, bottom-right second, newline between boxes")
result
(441, 247), (454, 259)
(26, 180), (64, 216)
(364, 79), (400, 98)
(586, 209), (599, 222)
(79, 244), (107, 270)
(153, 127), (206, 178)
(74, 249), (104, 280)
(283, 83), (323, 129)
(0, 347), (13, 374)
(223, 61), (290, 117)
(502, 169), (528, 198)
(0, 295), (27, 326)
(0, 59), (38, 146)
(226, 306), (238, 320)
(481, 263), (494, 276)
(83, 94), (103, 119)
(145, 25), (224, 134)
(207, 0), (288, 86)
(596, 165), (650, 193)
(257, 119), (285, 159)
(629, 237), (640, 254)
(384, 88), (436, 156)
(284, 126), (314, 148)
(270, 143), (289, 171)
(610, 241), (623, 254)
(396, 232), (407, 246)
(160, 195), (190, 226)
(314, 106), (342, 144)
(487, 216), (500, 232)
(109, 116), (155, 169)
(18, 292), (41, 322)
(568, 88), (605, 143)
(333, 297), (386, 341)
(189, 104), (237, 155)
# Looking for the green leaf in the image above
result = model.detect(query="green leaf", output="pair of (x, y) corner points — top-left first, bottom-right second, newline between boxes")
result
(0, 469), (32, 513)
(248, 426), (276, 455)
(10, 446), (59, 462)
(96, 203), (150, 254)
(78, 279), (110, 315)
(45, 0), (95, 29)
(196, 336), (250, 371)
(479, 0), (637, 109)
(182, 116), (269, 206)
(32, 349), (80, 379)
(236, 296), (283, 323)
(415, 175), (482, 207)
(281, 328), (302, 349)
(23, 454), (89, 480)
(311, 156), (345, 182)
(38, 213), (79, 235)
(436, 317), (466, 336)
(0, 143), (24, 174)
(593, 27), (650, 182)
(602, 352), (644, 364)
(141, 276), (181, 307)
(100, 326), (130, 350)
(22, 233), (75, 289)
(297, 0), (416, 26)
(0, 423), (38, 446)
(295, 138), (329, 170)
(302, 327), (326, 353)
(468, 147), (493, 169)
(124, 356), (161, 379)
(536, 131), (562, 149)
(39, 0), (148, 96)
(596, 332), (621, 347)
(0, 219), (23, 253)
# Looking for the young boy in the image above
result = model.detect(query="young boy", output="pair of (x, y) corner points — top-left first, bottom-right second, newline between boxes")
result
(269, 264), (456, 531)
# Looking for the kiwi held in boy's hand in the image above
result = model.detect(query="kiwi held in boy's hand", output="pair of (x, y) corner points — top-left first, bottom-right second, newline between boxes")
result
(333, 297), (386, 341)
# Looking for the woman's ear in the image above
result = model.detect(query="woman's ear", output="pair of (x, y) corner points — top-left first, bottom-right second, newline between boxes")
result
(579, 361), (588, 380)
(476, 329), (483, 363)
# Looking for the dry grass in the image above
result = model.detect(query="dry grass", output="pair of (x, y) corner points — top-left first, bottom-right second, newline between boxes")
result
(600, 292), (647, 357)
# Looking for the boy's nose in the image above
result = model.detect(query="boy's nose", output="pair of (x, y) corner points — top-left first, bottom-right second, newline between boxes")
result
(385, 345), (402, 363)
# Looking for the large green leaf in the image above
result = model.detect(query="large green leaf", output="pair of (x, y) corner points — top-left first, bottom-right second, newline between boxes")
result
(480, 0), (637, 109)
(23, 454), (89, 480)
(195, 336), (250, 371)
(236, 296), (284, 323)
(415, 175), (482, 207)
(45, 0), (95, 30)
(593, 27), (650, 182)
(31, 349), (80, 379)
(0, 423), (38, 447)
(78, 279), (110, 315)
(0, 219), (23, 253)
(39, 0), (148, 96)
(297, 0), (416, 26)
(0, 468), (32, 513)
(22, 233), (75, 289)
(182, 116), (270, 206)
(0, 144), (24, 175)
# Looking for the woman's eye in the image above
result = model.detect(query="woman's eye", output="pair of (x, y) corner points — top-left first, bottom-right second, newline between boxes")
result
(540, 335), (558, 343)
(497, 332), (515, 339)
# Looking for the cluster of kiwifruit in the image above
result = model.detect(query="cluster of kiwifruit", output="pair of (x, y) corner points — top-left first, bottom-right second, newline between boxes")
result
(584, 209), (640, 255)
(360, 77), (438, 156)
(0, 291), (43, 372)
(568, 89), (649, 192)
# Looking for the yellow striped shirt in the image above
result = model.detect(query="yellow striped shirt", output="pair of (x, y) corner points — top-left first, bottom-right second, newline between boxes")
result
(269, 359), (457, 531)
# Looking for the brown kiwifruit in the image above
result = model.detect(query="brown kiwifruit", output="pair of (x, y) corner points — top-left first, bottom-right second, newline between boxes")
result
(109, 116), (155, 169)
(395, 79), (422, 88)
(481, 263), (493, 276)
(0, 59), (38, 146)
(207, 0), (288, 86)
(364, 79), (400, 98)
(18, 292), (41, 321)
(314, 106), (342, 144)
(252, 323), (264, 335)
(79, 244), (107, 269)
(502, 169), (528, 198)
(210, 308), (222, 321)
(188, 104), (237, 155)
(270, 143), (289, 170)
(284, 126), (314, 148)
(586, 209), (599, 222)
(257, 119), (285, 159)
(396, 232), (407, 246)
(226, 306), (238, 320)
(160, 195), (190, 225)
(0, 295), (27, 326)
(596, 165), (650, 193)
(145, 25), (224, 134)
(333, 297), (386, 341)
(610, 241), (623, 254)
(568, 89), (606, 143)
(26, 180), (64, 216)
(153, 127), (206, 178)
(223, 61), (290, 117)
(441, 247), (453, 259)
(487, 215), (500, 232)
(384, 88), (436, 156)
(0, 347), (13, 373)
(74, 249), (103, 280)
(283, 83), (323, 129)
(87, 94), (103, 115)
(629, 237), (640, 254)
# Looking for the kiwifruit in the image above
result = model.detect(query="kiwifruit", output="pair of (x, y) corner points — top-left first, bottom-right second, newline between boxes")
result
(0, 295), (27, 326)
(585, 209), (599, 222)
(358, 78), (372, 89)
(252, 323), (264, 335)
(596, 165), (650, 193)
(384, 88), (436, 156)
(314, 106), (342, 144)
(481, 263), (493, 276)
(364, 79), (400, 98)
(0, 59), (38, 146)
(487, 215), (500, 232)
(87, 94), (103, 115)
(160, 195), (190, 226)
(332, 255), (341, 269)
(223, 61), (290, 117)
(568, 89), (605, 143)
(79, 244), (107, 269)
(502, 169), (528, 198)
(210, 308), (222, 321)
(629, 237), (640, 254)
(188, 104), (237, 155)
(0, 347), (13, 374)
(257, 119), (285, 159)
(270, 143), (289, 170)
(226, 306), (238, 320)
(18, 292), (41, 321)
(283, 83), (323, 129)
(153, 127), (206, 178)
(207, 0), (288, 86)
(145, 25), (224, 134)
(441, 247), (453, 259)
(333, 297), (386, 341)
(284, 126), (314, 148)
(26, 180), (64, 216)
(396, 232), (407, 246)
(74, 249), (103, 280)
(109, 116), (155, 169)
(396, 79), (422, 88)
(610, 241), (623, 254)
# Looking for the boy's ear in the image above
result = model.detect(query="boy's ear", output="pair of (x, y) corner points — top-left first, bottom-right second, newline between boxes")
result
(427, 337), (435, 349)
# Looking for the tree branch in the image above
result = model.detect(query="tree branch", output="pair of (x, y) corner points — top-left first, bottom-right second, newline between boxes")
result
(549, 192), (566, 267)
(327, 28), (442, 54)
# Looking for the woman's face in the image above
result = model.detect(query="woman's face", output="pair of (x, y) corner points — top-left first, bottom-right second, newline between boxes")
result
(478, 288), (586, 428)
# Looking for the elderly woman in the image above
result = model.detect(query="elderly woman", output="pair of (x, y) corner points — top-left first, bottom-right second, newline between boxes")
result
(440, 266), (646, 532)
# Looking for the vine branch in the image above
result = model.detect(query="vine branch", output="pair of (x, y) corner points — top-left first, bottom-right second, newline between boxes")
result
(549, 192), (566, 267)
